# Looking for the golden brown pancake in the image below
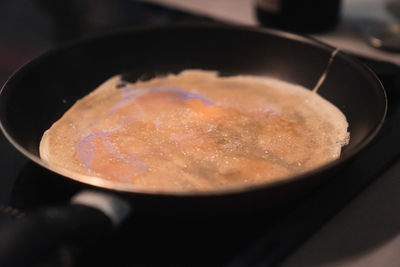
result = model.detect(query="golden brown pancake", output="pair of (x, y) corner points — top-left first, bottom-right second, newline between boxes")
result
(40, 70), (349, 193)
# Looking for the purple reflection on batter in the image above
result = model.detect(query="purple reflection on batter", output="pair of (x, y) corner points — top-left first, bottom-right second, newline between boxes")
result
(77, 130), (113, 172)
(77, 85), (216, 178)
(77, 128), (147, 179)
(109, 85), (215, 115)
(102, 134), (147, 173)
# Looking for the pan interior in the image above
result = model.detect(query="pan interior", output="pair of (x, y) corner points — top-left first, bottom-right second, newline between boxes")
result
(0, 25), (387, 195)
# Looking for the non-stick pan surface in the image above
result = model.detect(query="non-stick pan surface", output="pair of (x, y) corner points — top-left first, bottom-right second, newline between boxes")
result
(0, 24), (386, 213)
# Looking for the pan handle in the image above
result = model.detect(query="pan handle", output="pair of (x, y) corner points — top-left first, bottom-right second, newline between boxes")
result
(0, 191), (131, 267)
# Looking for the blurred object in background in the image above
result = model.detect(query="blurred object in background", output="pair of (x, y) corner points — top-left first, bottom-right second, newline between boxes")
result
(386, 0), (400, 21)
(358, 18), (400, 52)
(255, 0), (341, 33)
(353, 0), (400, 52)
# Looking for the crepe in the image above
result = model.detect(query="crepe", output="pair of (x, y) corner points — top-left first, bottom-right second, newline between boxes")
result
(40, 70), (349, 193)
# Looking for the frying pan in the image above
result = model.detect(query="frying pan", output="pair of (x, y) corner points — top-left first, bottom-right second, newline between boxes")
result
(0, 24), (386, 266)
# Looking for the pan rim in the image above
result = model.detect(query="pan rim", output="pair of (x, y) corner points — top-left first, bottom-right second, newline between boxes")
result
(0, 23), (388, 197)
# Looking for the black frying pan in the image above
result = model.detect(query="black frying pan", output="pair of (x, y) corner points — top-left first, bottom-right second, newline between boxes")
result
(0, 24), (386, 266)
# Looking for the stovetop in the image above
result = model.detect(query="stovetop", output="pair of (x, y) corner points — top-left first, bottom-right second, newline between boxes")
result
(1, 1), (400, 266)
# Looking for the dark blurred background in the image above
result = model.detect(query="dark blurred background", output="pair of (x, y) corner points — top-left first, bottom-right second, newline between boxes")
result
(0, 0), (215, 87)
